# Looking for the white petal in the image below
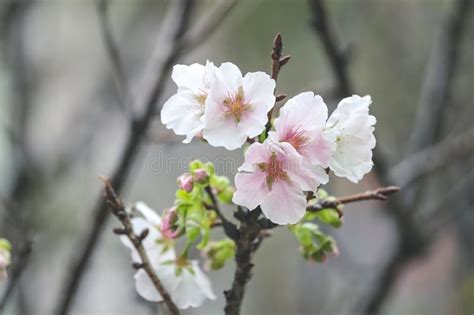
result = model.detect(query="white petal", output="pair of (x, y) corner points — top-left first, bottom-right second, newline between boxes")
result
(134, 202), (162, 226)
(242, 71), (275, 110)
(274, 92), (328, 138)
(161, 93), (204, 143)
(172, 63), (206, 92)
(216, 62), (243, 92)
(134, 269), (164, 302)
(233, 171), (268, 210)
(202, 118), (247, 150)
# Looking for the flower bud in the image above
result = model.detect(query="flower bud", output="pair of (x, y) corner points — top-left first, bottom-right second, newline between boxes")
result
(177, 173), (193, 192)
(160, 207), (180, 239)
(193, 168), (209, 183)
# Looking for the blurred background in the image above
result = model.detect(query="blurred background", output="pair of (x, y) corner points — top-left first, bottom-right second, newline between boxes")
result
(0, 0), (473, 314)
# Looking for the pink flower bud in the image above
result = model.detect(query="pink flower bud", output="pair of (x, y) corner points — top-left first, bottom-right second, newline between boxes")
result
(177, 174), (193, 192)
(160, 207), (179, 239)
(193, 168), (208, 183)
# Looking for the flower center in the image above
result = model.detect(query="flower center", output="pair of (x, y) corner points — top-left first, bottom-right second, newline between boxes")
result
(223, 86), (251, 123)
(195, 92), (207, 106)
(282, 126), (310, 153)
(258, 153), (289, 190)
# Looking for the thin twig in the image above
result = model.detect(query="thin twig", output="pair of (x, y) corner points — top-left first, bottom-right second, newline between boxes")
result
(99, 177), (180, 315)
(259, 186), (400, 229)
(204, 186), (239, 241)
(265, 33), (291, 134)
(95, 0), (133, 118)
(56, 1), (238, 313)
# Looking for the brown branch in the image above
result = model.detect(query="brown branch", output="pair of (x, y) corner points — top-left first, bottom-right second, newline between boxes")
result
(224, 208), (261, 315)
(99, 177), (180, 315)
(204, 186), (239, 241)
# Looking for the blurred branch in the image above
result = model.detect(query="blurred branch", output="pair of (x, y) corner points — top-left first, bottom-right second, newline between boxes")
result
(407, 0), (472, 153)
(95, 0), (133, 118)
(56, 1), (239, 313)
(391, 128), (474, 187)
(309, 0), (352, 97)
(308, 0), (472, 314)
(100, 177), (180, 315)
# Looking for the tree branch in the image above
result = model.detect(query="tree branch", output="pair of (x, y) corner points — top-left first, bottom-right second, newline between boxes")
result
(204, 186), (239, 241)
(407, 0), (472, 153)
(390, 127), (474, 187)
(95, 0), (133, 118)
(224, 208), (261, 315)
(99, 177), (180, 315)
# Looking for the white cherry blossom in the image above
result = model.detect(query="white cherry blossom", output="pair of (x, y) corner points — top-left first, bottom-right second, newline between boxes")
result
(325, 95), (376, 183)
(161, 62), (216, 143)
(203, 62), (275, 150)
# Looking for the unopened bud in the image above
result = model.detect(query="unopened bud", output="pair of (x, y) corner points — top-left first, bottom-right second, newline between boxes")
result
(193, 168), (209, 183)
(177, 174), (193, 192)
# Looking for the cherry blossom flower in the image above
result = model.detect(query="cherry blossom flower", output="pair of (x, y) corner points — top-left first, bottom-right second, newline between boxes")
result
(161, 62), (216, 143)
(269, 91), (335, 184)
(233, 140), (320, 225)
(325, 95), (376, 183)
(120, 202), (175, 263)
(134, 259), (216, 309)
(203, 62), (276, 150)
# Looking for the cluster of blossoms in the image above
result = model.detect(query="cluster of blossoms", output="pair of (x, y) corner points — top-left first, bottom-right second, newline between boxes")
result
(162, 61), (375, 224)
(0, 238), (11, 280)
(122, 161), (235, 309)
(121, 59), (376, 310)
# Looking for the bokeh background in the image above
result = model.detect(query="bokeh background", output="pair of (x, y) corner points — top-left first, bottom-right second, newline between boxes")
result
(0, 0), (473, 314)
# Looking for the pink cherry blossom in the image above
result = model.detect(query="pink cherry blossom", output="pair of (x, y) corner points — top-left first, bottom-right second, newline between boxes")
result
(233, 140), (320, 225)
(270, 91), (335, 185)
(203, 62), (276, 150)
